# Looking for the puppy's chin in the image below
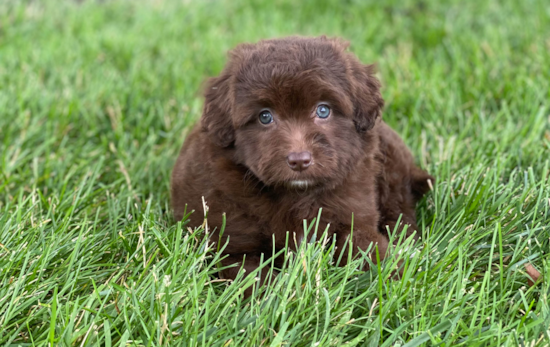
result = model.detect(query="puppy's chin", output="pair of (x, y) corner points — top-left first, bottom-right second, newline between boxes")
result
(284, 180), (314, 190)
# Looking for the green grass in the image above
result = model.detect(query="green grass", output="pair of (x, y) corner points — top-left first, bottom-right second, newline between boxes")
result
(1, 0), (549, 345)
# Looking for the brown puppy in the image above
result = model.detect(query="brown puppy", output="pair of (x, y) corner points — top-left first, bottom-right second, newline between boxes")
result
(171, 36), (433, 289)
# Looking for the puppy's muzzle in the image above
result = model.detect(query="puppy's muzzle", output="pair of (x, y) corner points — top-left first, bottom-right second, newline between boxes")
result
(286, 151), (312, 172)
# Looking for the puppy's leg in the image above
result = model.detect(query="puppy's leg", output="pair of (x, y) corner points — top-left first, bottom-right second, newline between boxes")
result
(377, 122), (433, 241)
(219, 254), (278, 297)
(410, 166), (435, 202)
(380, 213), (420, 241)
(378, 165), (433, 241)
(377, 165), (433, 276)
(335, 228), (389, 268)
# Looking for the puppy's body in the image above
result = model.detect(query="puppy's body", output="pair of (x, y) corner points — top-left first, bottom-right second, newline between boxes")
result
(171, 36), (432, 284)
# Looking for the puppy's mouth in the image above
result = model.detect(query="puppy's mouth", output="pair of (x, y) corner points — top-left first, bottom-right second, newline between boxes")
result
(284, 179), (314, 190)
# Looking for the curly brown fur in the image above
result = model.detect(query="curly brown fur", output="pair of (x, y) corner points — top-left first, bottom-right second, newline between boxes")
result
(171, 36), (433, 294)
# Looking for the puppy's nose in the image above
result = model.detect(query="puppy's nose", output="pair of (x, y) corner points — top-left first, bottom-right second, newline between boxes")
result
(286, 151), (312, 172)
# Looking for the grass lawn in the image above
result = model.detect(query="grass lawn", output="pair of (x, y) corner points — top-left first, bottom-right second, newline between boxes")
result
(1, 0), (549, 345)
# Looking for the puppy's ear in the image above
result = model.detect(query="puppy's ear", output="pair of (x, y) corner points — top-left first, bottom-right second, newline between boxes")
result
(351, 63), (384, 133)
(201, 73), (235, 147)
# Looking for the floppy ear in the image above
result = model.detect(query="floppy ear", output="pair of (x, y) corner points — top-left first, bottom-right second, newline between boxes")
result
(351, 63), (384, 133)
(201, 73), (235, 147)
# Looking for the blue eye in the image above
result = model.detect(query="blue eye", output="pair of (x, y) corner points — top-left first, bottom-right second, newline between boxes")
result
(259, 111), (273, 124)
(316, 104), (331, 118)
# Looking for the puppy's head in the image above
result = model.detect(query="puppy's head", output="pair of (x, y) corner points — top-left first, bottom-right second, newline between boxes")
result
(201, 36), (384, 190)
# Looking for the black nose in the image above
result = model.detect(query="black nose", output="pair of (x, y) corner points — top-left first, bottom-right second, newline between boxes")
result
(286, 151), (312, 172)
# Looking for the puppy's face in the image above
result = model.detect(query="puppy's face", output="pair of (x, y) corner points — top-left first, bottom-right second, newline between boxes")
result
(201, 36), (384, 190)
(232, 74), (362, 190)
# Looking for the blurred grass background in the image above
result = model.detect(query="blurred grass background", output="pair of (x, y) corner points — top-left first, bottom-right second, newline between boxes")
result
(0, 0), (549, 345)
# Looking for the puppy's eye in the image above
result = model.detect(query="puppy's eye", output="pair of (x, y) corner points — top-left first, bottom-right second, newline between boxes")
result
(316, 104), (331, 119)
(259, 111), (274, 124)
